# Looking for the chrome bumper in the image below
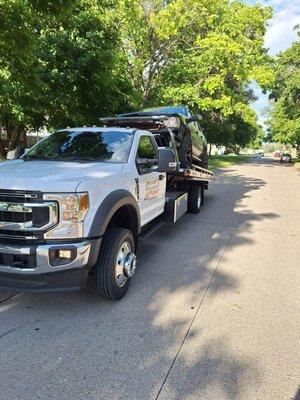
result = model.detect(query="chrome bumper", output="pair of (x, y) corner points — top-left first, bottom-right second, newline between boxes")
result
(0, 242), (91, 274)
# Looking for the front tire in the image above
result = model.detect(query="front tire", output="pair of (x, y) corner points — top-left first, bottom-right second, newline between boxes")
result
(94, 227), (136, 300)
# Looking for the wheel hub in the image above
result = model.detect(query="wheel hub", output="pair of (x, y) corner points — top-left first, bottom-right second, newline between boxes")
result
(115, 241), (137, 287)
(124, 252), (137, 278)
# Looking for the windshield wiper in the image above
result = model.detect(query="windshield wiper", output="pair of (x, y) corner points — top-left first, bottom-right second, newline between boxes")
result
(23, 155), (101, 162)
(23, 156), (57, 161)
(62, 157), (99, 162)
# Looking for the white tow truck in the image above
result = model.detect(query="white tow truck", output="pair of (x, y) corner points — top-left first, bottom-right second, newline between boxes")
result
(0, 125), (214, 300)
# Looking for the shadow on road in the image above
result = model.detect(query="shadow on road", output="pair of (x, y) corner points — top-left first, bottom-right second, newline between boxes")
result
(0, 160), (281, 400)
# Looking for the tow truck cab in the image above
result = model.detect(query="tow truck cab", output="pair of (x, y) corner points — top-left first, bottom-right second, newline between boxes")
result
(0, 126), (213, 300)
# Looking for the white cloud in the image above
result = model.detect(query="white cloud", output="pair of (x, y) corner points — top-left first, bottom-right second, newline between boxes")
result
(264, 0), (300, 55)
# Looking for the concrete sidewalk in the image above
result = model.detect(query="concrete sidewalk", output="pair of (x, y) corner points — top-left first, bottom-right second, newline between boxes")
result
(0, 158), (299, 400)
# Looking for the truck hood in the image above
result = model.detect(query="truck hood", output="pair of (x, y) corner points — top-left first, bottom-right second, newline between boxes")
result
(0, 160), (124, 192)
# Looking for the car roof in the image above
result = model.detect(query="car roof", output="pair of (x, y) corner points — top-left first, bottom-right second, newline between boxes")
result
(118, 105), (190, 118)
(58, 127), (135, 134)
(142, 106), (190, 117)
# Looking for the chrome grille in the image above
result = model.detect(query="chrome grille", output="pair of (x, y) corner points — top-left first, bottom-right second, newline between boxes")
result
(0, 190), (58, 239)
(0, 191), (39, 203)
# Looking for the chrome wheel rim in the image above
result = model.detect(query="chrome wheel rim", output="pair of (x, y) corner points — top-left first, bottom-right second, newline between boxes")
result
(115, 241), (134, 287)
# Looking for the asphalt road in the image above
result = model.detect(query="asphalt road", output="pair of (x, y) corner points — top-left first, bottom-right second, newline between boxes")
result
(0, 157), (299, 400)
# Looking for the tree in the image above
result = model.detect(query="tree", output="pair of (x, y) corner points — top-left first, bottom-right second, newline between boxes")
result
(36, 0), (137, 128)
(0, 0), (276, 157)
(268, 37), (300, 148)
(249, 124), (265, 150)
(0, 0), (136, 158)
(119, 0), (274, 148)
(0, 0), (76, 158)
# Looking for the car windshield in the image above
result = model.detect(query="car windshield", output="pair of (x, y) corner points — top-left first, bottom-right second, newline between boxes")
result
(23, 130), (134, 163)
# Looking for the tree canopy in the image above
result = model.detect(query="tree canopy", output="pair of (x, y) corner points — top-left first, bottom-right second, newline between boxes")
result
(118, 0), (274, 147)
(267, 37), (300, 147)
(0, 0), (277, 157)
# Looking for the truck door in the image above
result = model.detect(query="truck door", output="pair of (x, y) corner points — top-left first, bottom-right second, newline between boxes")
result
(136, 135), (166, 225)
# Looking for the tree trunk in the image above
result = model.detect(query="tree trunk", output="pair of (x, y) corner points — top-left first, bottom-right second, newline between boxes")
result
(22, 130), (27, 148)
(0, 139), (6, 159)
(0, 124), (7, 159)
(7, 124), (23, 151)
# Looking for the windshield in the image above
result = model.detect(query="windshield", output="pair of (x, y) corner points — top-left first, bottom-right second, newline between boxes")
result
(23, 130), (134, 163)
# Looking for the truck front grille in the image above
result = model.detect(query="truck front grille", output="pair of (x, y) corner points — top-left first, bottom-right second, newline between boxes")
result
(0, 206), (49, 226)
(0, 190), (57, 240)
(0, 190), (40, 201)
(0, 210), (33, 223)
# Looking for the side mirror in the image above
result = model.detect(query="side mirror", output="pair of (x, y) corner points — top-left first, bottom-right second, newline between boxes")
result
(158, 148), (177, 172)
(136, 157), (158, 174)
(187, 114), (202, 123)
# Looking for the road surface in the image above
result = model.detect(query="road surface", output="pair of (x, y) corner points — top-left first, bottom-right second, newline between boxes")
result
(0, 157), (299, 400)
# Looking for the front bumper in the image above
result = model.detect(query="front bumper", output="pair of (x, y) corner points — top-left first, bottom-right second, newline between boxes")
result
(0, 239), (101, 292)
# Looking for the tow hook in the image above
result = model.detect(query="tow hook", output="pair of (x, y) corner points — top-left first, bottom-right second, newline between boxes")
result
(124, 252), (137, 278)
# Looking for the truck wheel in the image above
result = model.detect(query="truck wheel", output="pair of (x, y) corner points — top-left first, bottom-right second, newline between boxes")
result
(94, 227), (137, 300)
(200, 185), (205, 206)
(187, 185), (202, 213)
(178, 135), (192, 169)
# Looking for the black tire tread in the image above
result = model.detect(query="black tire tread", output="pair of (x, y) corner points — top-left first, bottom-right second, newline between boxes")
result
(200, 185), (205, 207)
(187, 185), (201, 214)
(178, 134), (192, 169)
(95, 227), (132, 300)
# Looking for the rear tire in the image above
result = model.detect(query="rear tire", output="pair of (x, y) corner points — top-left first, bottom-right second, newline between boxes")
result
(94, 227), (136, 301)
(187, 185), (202, 213)
(178, 134), (193, 169)
(200, 185), (205, 206)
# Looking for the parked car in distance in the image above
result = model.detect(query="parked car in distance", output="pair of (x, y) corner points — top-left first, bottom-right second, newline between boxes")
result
(280, 153), (292, 163)
(253, 151), (264, 158)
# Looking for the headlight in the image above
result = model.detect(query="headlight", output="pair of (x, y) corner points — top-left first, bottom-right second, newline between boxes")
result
(164, 117), (181, 129)
(43, 193), (89, 239)
(56, 193), (89, 223)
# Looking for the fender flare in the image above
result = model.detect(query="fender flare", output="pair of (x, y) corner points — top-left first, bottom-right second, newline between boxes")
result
(88, 189), (141, 238)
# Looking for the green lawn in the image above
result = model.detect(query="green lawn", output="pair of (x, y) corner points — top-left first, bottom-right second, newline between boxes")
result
(294, 159), (300, 168)
(208, 154), (251, 170)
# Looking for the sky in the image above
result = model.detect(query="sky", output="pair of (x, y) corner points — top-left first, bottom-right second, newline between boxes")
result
(245, 0), (300, 126)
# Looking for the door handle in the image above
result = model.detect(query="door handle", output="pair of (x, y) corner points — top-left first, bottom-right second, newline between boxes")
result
(159, 174), (165, 181)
